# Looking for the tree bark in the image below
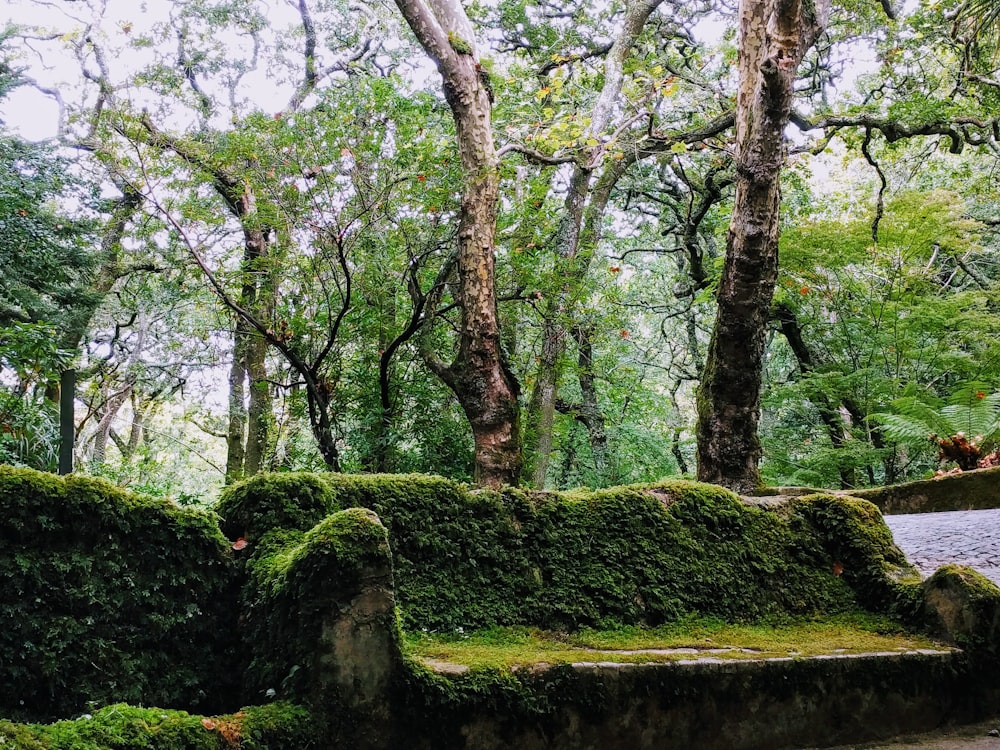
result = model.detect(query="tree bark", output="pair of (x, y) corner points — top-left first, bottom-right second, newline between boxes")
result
(225, 327), (248, 482)
(393, 0), (521, 487)
(523, 0), (663, 488)
(696, 0), (829, 493)
(225, 189), (275, 481)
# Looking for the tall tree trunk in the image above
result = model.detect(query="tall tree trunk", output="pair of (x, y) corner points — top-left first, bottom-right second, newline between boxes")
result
(224, 189), (276, 481)
(696, 0), (829, 494)
(573, 325), (609, 477)
(393, 0), (521, 487)
(523, 0), (663, 488)
(225, 322), (249, 483)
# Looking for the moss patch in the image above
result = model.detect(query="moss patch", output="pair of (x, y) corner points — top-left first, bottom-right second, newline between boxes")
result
(0, 702), (314, 750)
(403, 616), (947, 671)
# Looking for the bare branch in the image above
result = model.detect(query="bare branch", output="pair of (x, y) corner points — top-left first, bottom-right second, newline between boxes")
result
(498, 143), (577, 165)
(791, 110), (1000, 154)
(860, 128), (887, 243)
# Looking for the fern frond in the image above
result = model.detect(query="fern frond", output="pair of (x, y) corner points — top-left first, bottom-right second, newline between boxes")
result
(870, 413), (939, 444)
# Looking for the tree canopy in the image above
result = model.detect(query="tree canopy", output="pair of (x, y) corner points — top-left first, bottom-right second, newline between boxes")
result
(2, 0), (1000, 498)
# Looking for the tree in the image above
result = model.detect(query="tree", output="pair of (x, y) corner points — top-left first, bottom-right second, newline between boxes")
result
(392, 0), (522, 486)
(695, 0), (832, 493)
(0, 64), (99, 468)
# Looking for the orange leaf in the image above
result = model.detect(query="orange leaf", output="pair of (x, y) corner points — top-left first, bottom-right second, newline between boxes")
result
(201, 718), (216, 730)
(832, 561), (844, 577)
(799, 286), (809, 295)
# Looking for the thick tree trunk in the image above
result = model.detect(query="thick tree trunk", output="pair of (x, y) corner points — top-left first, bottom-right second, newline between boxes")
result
(696, 0), (828, 494)
(393, 0), (521, 487)
(446, 130), (521, 486)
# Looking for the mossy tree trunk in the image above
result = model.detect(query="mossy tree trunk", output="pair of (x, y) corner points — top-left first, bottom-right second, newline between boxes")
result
(696, 0), (829, 494)
(393, 0), (522, 487)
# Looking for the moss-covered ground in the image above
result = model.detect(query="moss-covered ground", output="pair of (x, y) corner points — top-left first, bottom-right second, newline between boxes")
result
(403, 615), (949, 671)
(0, 703), (314, 750)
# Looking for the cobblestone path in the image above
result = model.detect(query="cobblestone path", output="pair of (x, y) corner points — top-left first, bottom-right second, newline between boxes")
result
(885, 508), (1000, 585)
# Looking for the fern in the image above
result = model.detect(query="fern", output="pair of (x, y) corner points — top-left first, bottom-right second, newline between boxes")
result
(872, 382), (1000, 469)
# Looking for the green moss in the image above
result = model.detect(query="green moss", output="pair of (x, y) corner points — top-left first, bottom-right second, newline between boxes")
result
(240, 508), (394, 699)
(402, 615), (945, 670)
(0, 467), (240, 722)
(0, 702), (313, 750)
(790, 493), (920, 613)
(216, 472), (338, 541)
(219, 473), (918, 637)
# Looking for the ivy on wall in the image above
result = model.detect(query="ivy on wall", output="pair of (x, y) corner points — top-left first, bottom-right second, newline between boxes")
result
(0, 467), (241, 722)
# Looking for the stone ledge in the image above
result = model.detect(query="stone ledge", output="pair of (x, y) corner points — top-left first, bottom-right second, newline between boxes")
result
(403, 648), (997, 750)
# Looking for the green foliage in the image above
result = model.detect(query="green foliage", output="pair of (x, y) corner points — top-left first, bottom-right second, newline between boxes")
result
(873, 383), (1000, 469)
(0, 134), (97, 331)
(766, 188), (1000, 486)
(0, 90), (96, 470)
(0, 702), (313, 750)
(0, 323), (70, 470)
(0, 467), (241, 722)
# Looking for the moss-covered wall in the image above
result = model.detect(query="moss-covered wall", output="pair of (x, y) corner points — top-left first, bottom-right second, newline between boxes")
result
(394, 650), (995, 750)
(0, 467), (241, 722)
(849, 466), (1000, 514)
(217, 473), (920, 633)
(3, 466), (997, 750)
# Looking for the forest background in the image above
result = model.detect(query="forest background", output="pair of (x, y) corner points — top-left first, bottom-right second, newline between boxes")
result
(3, 0), (1000, 504)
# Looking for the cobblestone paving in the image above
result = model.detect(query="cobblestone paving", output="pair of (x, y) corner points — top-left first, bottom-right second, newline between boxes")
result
(805, 510), (1000, 749)
(884, 509), (1000, 585)
(809, 719), (1000, 749)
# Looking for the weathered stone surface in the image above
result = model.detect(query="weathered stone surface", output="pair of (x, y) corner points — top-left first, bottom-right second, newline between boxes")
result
(309, 508), (401, 750)
(922, 565), (1000, 647)
(400, 651), (991, 750)
(849, 467), (1000, 515)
